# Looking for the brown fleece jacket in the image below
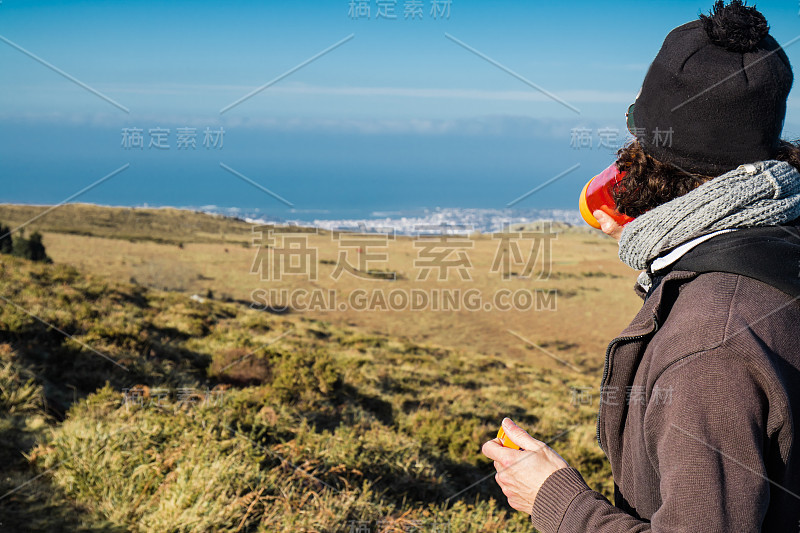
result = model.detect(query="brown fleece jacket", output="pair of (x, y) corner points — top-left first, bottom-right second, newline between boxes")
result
(531, 270), (800, 532)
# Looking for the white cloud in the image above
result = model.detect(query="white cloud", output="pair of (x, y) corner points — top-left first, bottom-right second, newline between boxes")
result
(0, 110), (626, 139)
(65, 81), (633, 104)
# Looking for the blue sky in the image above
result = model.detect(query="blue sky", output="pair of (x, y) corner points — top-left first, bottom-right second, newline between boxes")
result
(1, 1), (799, 217)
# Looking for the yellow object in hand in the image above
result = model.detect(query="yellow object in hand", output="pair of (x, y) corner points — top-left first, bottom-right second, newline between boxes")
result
(496, 427), (521, 450)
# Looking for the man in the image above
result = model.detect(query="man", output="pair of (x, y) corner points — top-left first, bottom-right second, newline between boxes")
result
(482, 1), (800, 531)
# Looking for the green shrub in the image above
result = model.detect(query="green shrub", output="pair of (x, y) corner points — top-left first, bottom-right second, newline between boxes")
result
(7, 229), (51, 262)
(270, 348), (342, 403)
(0, 224), (12, 254)
(0, 360), (45, 415)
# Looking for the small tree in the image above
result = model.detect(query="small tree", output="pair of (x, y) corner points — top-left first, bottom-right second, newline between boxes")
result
(26, 232), (50, 263)
(0, 224), (12, 255)
(11, 231), (51, 263)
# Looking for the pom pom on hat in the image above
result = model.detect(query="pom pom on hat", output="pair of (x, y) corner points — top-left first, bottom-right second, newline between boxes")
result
(700, 0), (770, 52)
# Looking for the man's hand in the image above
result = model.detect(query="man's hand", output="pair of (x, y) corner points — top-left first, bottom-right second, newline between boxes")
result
(481, 418), (570, 515)
(593, 210), (624, 241)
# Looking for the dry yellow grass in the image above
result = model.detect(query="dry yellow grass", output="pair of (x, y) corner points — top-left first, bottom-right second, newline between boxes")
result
(10, 204), (644, 375)
(1, 250), (611, 531)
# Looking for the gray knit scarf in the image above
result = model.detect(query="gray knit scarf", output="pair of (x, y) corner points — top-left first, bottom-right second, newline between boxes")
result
(618, 160), (800, 270)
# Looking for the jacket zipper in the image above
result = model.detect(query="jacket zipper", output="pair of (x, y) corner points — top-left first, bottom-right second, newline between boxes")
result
(595, 313), (659, 452)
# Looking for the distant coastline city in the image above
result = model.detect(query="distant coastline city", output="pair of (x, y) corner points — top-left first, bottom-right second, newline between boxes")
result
(192, 205), (585, 234)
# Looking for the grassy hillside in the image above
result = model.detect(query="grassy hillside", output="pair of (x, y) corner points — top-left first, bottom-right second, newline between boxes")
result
(0, 204), (642, 374)
(0, 203), (258, 246)
(0, 252), (611, 531)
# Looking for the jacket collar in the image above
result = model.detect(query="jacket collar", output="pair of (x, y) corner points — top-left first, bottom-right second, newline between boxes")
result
(622, 270), (699, 338)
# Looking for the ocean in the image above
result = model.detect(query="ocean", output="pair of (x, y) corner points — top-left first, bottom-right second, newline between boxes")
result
(2, 117), (616, 233)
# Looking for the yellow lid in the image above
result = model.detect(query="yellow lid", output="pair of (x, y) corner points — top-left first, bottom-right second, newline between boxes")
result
(496, 427), (521, 450)
(579, 178), (601, 229)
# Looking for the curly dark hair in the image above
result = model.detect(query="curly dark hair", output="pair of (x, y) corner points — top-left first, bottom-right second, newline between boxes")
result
(611, 140), (800, 218)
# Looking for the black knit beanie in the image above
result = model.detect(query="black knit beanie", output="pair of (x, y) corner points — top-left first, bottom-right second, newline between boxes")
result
(631, 0), (794, 176)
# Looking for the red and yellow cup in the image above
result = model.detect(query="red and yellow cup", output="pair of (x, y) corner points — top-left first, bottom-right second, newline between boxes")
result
(579, 162), (635, 229)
